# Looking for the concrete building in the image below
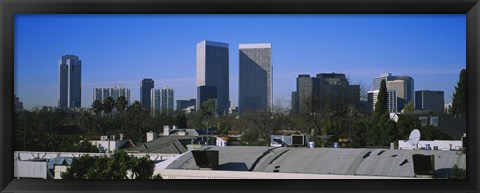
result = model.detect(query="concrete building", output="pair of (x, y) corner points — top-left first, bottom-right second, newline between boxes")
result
(238, 43), (272, 113)
(14, 95), (23, 112)
(176, 99), (196, 111)
(93, 87), (131, 104)
(415, 90), (444, 114)
(196, 40), (229, 115)
(58, 55), (81, 108)
(293, 73), (359, 113)
(370, 73), (414, 112)
(141, 79), (154, 110)
(151, 87), (175, 115)
(369, 90), (398, 113)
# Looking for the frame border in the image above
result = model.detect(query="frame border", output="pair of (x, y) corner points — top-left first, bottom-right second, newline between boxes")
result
(1, 0), (479, 192)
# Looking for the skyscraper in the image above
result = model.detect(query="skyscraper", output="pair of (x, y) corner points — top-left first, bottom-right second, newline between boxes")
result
(196, 40), (229, 115)
(141, 79), (154, 110)
(293, 73), (359, 114)
(370, 73), (414, 112)
(177, 99), (196, 111)
(151, 87), (174, 116)
(239, 43), (272, 113)
(58, 55), (81, 108)
(415, 90), (444, 114)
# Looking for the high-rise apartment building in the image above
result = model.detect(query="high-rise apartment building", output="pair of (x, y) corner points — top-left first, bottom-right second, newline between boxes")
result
(58, 55), (81, 108)
(415, 90), (444, 114)
(239, 43), (272, 113)
(151, 87), (174, 116)
(196, 40), (229, 115)
(141, 79), (154, 110)
(93, 87), (131, 104)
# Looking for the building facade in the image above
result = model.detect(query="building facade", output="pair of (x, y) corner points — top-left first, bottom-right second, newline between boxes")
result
(93, 87), (131, 104)
(14, 95), (24, 112)
(238, 43), (272, 113)
(58, 55), (82, 108)
(415, 90), (444, 114)
(151, 87), (175, 116)
(369, 89), (398, 113)
(370, 73), (414, 112)
(177, 99), (196, 111)
(197, 86), (217, 113)
(141, 79), (154, 110)
(196, 40), (229, 115)
(293, 73), (360, 114)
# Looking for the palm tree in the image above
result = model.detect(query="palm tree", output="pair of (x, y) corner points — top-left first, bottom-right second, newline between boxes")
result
(115, 96), (128, 113)
(103, 97), (115, 116)
(92, 100), (103, 116)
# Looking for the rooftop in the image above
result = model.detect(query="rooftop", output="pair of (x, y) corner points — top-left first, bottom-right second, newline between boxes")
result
(162, 146), (465, 178)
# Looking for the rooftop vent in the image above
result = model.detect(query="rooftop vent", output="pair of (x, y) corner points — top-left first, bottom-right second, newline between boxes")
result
(191, 150), (219, 170)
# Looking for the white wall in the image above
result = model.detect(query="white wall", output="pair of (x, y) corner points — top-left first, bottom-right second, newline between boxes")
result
(14, 161), (47, 179)
(398, 140), (462, 150)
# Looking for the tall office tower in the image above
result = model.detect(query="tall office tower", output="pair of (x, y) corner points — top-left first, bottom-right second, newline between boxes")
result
(141, 79), (154, 110)
(177, 99), (196, 111)
(315, 73), (360, 109)
(295, 74), (319, 113)
(14, 95), (24, 112)
(151, 87), (174, 116)
(371, 73), (414, 112)
(395, 76), (414, 107)
(197, 85), (217, 112)
(238, 43), (272, 113)
(372, 73), (396, 91)
(291, 91), (298, 113)
(196, 40), (229, 115)
(415, 90), (444, 114)
(58, 55), (81, 108)
(93, 87), (131, 104)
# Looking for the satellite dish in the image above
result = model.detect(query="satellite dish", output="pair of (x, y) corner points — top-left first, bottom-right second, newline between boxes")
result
(407, 129), (421, 148)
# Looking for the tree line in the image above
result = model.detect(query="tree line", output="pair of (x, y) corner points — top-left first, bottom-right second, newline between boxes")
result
(15, 69), (466, 151)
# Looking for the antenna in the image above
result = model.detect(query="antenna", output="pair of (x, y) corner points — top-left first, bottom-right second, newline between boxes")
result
(407, 129), (421, 149)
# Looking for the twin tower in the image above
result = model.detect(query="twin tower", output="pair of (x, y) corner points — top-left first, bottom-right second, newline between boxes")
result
(196, 40), (272, 115)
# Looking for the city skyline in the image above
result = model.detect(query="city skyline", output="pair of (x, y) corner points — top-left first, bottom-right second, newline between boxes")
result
(15, 14), (466, 110)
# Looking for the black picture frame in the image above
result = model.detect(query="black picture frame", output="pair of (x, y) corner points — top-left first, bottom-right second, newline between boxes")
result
(1, 0), (479, 192)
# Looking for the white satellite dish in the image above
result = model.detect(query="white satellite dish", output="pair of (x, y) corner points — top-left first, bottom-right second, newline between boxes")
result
(407, 129), (421, 149)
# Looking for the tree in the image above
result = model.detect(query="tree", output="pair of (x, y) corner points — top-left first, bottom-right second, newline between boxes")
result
(130, 155), (155, 179)
(116, 96), (128, 113)
(402, 101), (414, 115)
(61, 150), (157, 179)
(103, 97), (116, 116)
(374, 79), (388, 119)
(396, 114), (421, 140)
(452, 68), (466, 116)
(125, 101), (149, 142)
(92, 100), (103, 116)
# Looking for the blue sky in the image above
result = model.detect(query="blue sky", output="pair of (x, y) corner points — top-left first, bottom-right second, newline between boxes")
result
(15, 14), (466, 110)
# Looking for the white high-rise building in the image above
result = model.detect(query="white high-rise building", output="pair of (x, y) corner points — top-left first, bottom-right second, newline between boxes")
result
(93, 87), (130, 104)
(151, 87), (174, 116)
(369, 90), (398, 113)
